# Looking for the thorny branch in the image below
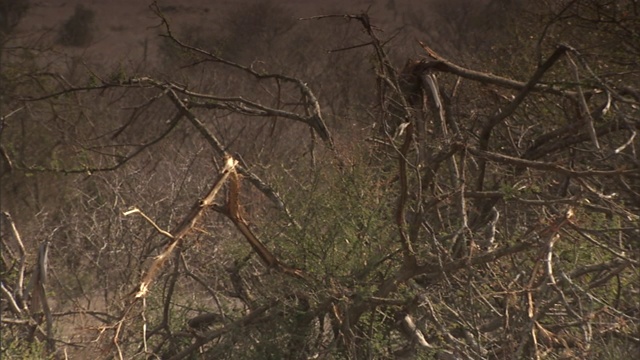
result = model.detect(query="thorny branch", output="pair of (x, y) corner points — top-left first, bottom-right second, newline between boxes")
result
(3, 5), (638, 359)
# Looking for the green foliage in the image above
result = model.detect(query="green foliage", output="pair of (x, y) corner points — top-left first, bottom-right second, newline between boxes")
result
(1, 335), (50, 360)
(271, 158), (395, 281)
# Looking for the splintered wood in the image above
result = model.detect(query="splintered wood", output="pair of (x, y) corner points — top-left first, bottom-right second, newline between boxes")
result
(131, 155), (302, 299)
(132, 156), (238, 298)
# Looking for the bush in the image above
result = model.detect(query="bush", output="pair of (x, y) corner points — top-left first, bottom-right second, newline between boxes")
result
(57, 4), (95, 47)
(0, 0), (29, 39)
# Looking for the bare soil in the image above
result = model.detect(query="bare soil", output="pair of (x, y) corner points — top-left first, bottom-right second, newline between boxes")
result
(17, 0), (420, 66)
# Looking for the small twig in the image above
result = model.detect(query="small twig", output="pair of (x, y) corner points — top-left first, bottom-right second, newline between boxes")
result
(0, 283), (22, 315)
(1, 212), (28, 312)
(141, 297), (148, 353)
(0, 106), (25, 122)
(566, 51), (600, 149)
(614, 130), (636, 154)
(123, 208), (174, 240)
(327, 41), (374, 53)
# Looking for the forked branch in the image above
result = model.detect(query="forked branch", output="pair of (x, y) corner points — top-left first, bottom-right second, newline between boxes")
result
(129, 156), (238, 298)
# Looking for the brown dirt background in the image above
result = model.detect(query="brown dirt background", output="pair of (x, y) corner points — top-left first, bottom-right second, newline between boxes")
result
(17, 0), (427, 66)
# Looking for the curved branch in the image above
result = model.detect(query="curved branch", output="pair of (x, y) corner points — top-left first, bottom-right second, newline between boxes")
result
(150, 2), (334, 148)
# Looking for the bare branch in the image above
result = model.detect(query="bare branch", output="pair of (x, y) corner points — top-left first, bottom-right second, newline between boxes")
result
(419, 42), (575, 97)
(566, 51), (600, 149)
(468, 147), (634, 177)
(135, 156), (238, 298)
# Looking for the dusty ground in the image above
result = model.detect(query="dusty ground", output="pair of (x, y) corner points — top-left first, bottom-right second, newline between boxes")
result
(17, 0), (424, 67)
